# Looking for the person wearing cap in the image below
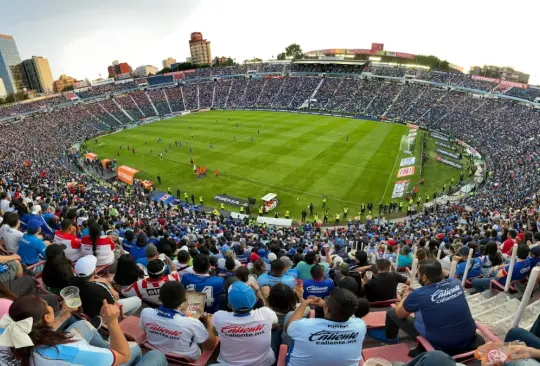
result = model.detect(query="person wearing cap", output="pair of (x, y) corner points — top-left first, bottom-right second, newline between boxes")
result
(454, 246), (482, 280)
(123, 255), (179, 304)
(257, 259), (297, 289)
(281, 256), (298, 279)
(284, 288), (367, 366)
(217, 249), (242, 271)
(53, 218), (82, 262)
(140, 281), (216, 359)
(212, 281), (278, 366)
(71, 255), (142, 318)
(181, 254), (225, 314)
(17, 219), (50, 271)
(129, 234), (149, 261)
(529, 246), (540, 267)
(28, 204), (55, 239)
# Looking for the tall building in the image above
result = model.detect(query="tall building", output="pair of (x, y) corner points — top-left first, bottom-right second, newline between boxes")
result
(134, 65), (158, 77)
(53, 74), (76, 93)
(471, 65), (530, 84)
(0, 34), (22, 94)
(107, 61), (133, 78)
(189, 32), (212, 65)
(21, 56), (54, 94)
(162, 57), (176, 69)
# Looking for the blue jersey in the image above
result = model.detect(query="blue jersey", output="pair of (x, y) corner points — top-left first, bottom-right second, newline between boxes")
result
(129, 245), (147, 261)
(17, 233), (46, 265)
(403, 278), (476, 351)
(499, 259), (531, 285)
(303, 279), (334, 299)
(257, 273), (296, 288)
(181, 273), (224, 314)
(455, 257), (482, 279)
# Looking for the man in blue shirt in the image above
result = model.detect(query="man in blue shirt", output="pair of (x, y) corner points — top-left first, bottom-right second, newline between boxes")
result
(17, 219), (49, 270)
(384, 259), (477, 354)
(455, 246), (482, 280)
(181, 254), (225, 314)
(257, 259), (297, 289)
(285, 288), (367, 366)
(303, 264), (334, 299)
(472, 245), (531, 294)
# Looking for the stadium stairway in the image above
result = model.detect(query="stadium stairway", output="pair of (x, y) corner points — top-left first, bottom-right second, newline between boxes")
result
(112, 97), (135, 122)
(146, 91), (160, 116)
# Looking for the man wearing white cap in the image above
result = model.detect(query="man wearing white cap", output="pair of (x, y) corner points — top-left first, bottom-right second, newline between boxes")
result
(70, 255), (141, 319)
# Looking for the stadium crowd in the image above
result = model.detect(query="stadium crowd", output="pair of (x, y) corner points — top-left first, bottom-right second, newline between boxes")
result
(2, 67), (540, 365)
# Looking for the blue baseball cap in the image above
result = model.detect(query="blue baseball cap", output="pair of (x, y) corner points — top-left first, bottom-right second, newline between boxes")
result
(258, 249), (266, 257)
(228, 281), (256, 311)
(27, 219), (42, 232)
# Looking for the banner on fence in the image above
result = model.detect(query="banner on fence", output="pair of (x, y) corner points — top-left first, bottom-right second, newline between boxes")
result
(432, 133), (450, 142)
(436, 148), (461, 160)
(391, 180), (411, 198)
(436, 156), (462, 169)
(435, 141), (453, 149)
(397, 166), (415, 178)
(400, 157), (416, 167)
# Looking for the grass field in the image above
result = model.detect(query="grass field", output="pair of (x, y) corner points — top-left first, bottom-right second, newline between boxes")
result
(90, 110), (465, 219)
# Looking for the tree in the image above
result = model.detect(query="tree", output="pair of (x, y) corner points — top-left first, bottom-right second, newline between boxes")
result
(245, 57), (263, 63)
(4, 93), (15, 103)
(157, 67), (171, 75)
(285, 43), (303, 60)
(223, 57), (235, 66)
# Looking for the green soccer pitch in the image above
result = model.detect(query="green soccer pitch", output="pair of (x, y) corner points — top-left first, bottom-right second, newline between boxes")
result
(89, 110), (465, 219)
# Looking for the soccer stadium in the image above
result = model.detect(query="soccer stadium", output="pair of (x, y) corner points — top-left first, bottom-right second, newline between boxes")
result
(1, 5), (540, 366)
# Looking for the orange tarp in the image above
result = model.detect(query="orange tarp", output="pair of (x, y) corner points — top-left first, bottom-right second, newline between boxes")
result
(84, 153), (98, 161)
(101, 159), (111, 169)
(117, 165), (140, 185)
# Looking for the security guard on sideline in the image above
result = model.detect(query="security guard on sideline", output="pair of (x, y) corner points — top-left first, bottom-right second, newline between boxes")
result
(323, 211), (329, 224)
(220, 203), (225, 210)
(184, 192), (189, 203)
(335, 213), (340, 225)
(343, 207), (348, 218)
(259, 206), (264, 215)
(199, 196), (204, 205)
(168, 187), (172, 195)
(240, 205), (244, 214)
(314, 214), (319, 223)
(399, 202), (403, 212)
(285, 210), (290, 219)
(322, 196), (327, 208)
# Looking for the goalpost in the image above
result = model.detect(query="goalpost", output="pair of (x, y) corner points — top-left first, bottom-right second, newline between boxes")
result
(401, 135), (414, 154)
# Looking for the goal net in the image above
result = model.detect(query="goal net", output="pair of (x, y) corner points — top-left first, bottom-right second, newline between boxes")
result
(401, 135), (414, 154)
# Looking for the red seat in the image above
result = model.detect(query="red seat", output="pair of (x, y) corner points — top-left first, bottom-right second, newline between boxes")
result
(277, 344), (288, 366)
(369, 299), (398, 308)
(27, 259), (46, 272)
(118, 315), (146, 344)
(490, 277), (528, 293)
(361, 343), (412, 364)
(363, 311), (387, 329)
(142, 337), (220, 365)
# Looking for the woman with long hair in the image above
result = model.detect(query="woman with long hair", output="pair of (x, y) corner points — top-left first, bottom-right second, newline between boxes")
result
(41, 244), (74, 294)
(481, 241), (504, 275)
(250, 258), (267, 278)
(0, 294), (166, 366)
(113, 254), (146, 290)
(80, 220), (117, 272)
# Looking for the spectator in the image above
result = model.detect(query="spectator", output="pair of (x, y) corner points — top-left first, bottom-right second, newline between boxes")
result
(81, 221), (116, 271)
(41, 244), (74, 294)
(135, 244), (160, 268)
(364, 259), (409, 302)
(0, 294), (167, 365)
(396, 245), (413, 269)
(70, 255), (141, 318)
(480, 241), (504, 275)
(129, 234), (148, 261)
(454, 246), (482, 280)
(257, 259), (297, 288)
(384, 259), (478, 354)
(281, 256), (299, 279)
(472, 245), (531, 293)
(140, 281), (216, 359)
(123, 256), (178, 304)
(212, 281), (278, 366)
(173, 249), (192, 276)
(302, 264), (335, 299)
(502, 229), (518, 255)
(17, 219), (49, 271)
(296, 251), (331, 281)
(181, 254), (225, 313)
(285, 288), (368, 366)
(1, 212), (22, 253)
(112, 254), (147, 291)
(53, 218), (82, 262)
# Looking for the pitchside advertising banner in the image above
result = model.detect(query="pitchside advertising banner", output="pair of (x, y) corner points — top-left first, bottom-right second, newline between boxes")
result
(432, 133), (450, 142)
(392, 180), (410, 198)
(435, 141), (453, 149)
(400, 157), (416, 167)
(436, 156), (462, 169)
(397, 166), (415, 178)
(213, 194), (249, 207)
(436, 148), (461, 160)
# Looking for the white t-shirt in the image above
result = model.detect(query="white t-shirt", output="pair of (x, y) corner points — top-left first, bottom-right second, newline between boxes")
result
(217, 258), (241, 270)
(2, 227), (23, 253)
(213, 307), (277, 366)
(140, 307), (208, 359)
(287, 317), (367, 366)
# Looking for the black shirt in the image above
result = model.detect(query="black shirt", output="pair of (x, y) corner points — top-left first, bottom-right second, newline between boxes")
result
(69, 277), (115, 318)
(364, 272), (408, 302)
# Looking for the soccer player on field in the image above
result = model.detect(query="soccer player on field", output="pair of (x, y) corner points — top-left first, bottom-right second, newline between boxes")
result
(215, 169), (219, 179)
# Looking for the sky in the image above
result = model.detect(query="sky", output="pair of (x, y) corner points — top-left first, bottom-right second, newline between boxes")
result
(1, 0), (539, 84)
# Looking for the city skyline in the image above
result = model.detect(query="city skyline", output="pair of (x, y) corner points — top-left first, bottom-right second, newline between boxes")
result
(1, 0), (539, 84)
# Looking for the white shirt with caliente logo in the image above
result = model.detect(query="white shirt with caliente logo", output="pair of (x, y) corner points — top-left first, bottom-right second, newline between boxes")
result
(212, 307), (278, 366)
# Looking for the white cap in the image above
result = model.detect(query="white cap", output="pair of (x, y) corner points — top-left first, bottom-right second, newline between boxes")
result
(31, 205), (42, 214)
(268, 253), (277, 262)
(75, 255), (97, 277)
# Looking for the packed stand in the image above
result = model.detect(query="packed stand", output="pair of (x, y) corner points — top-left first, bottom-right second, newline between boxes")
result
(77, 81), (139, 99)
(0, 95), (69, 118)
(505, 86), (540, 102)
(147, 89), (172, 116)
(198, 82), (214, 109)
(99, 99), (132, 124)
(212, 80), (233, 109)
(181, 84), (199, 110)
(114, 94), (145, 120)
(82, 101), (122, 129)
(129, 91), (157, 118)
